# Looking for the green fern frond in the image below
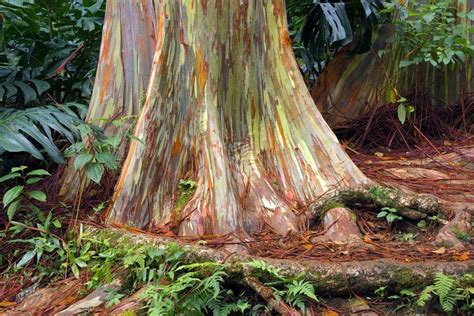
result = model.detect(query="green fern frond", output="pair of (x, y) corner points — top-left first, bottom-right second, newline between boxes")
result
(0, 105), (84, 162)
(247, 259), (283, 279)
(434, 273), (456, 298)
(417, 285), (434, 307)
(433, 273), (457, 312)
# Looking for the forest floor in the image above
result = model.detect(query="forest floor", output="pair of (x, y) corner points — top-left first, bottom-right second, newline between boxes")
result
(1, 136), (473, 315)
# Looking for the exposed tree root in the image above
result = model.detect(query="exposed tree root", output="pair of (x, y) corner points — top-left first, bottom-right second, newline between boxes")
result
(312, 185), (440, 222)
(86, 226), (474, 296)
(56, 280), (122, 316)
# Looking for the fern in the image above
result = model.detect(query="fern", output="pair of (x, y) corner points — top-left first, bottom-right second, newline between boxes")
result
(247, 259), (284, 279)
(434, 273), (457, 312)
(284, 279), (319, 311)
(416, 273), (473, 313)
(0, 105), (85, 162)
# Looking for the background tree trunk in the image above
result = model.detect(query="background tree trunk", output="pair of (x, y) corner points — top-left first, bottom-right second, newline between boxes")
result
(60, 0), (159, 196)
(105, 0), (370, 237)
(312, 1), (473, 129)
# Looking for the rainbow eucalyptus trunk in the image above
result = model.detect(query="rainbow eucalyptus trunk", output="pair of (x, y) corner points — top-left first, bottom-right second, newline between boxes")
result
(60, 0), (159, 196)
(312, 1), (473, 129)
(105, 0), (369, 237)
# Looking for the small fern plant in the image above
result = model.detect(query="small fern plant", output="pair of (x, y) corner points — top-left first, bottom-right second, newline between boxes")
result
(417, 273), (473, 313)
(246, 259), (319, 311)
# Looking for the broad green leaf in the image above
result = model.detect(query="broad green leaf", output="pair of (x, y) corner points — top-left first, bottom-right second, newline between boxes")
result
(11, 166), (27, 172)
(400, 289), (416, 297)
(87, 163), (104, 184)
(104, 135), (121, 148)
(28, 190), (46, 202)
(86, 0), (103, 14)
(96, 152), (117, 170)
(397, 104), (406, 124)
(29, 79), (50, 96)
(3, 185), (23, 207)
(0, 107), (82, 162)
(0, 172), (21, 183)
(14, 81), (37, 104)
(74, 259), (87, 268)
(399, 60), (413, 68)
(7, 199), (20, 220)
(467, 10), (474, 21)
(17, 250), (35, 267)
(3, 83), (17, 98)
(71, 264), (80, 279)
(26, 177), (43, 185)
(74, 153), (93, 170)
(26, 169), (50, 177)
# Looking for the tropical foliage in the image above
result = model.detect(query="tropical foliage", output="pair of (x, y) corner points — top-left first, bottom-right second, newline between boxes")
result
(0, 0), (105, 163)
(0, 0), (104, 105)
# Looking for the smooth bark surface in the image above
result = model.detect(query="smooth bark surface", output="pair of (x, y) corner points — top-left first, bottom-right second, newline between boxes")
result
(105, 0), (369, 236)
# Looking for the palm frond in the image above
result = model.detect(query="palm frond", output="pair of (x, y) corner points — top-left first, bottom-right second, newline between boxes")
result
(0, 105), (84, 163)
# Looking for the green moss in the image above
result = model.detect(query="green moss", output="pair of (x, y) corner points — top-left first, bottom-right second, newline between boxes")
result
(368, 186), (389, 200)
(392, 268), (428, 291)
(314, 198), (346, 219)
(173, 179), (197, 218)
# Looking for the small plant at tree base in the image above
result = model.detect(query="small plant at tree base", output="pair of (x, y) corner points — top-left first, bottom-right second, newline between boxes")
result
(374, 285), (387, 298)
(417, 220), (427, 229)
(7, 211), (62, 269)
(175, 179), (197, 211)
(1, 166), (49, 220)
(396, 232), (418, 242)
(65, 116), (140, 184)
(377, 207), (402, 224)
(387, 289), (417, 312)
(6, 218), (95, 279)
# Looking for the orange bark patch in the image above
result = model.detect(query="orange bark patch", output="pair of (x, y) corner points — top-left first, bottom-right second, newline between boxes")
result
(172, 136), (182, 156)
(250, 96), (255, 118)
(156, 13), (165, 45)
(197, 47), (208, 92)
(280, 30), (291, 48)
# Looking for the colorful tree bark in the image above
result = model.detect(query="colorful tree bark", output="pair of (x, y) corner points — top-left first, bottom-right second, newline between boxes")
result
(105, 0), (370, 237)
(60, 0), (159, 196)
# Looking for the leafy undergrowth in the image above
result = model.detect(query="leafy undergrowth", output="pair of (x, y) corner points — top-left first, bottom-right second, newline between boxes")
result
(0, 147), (472, 314)
(0, 218), (473, 315)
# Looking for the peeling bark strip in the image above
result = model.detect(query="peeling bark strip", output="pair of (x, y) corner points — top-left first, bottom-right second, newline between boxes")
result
(60, 0), (159, 196)
(87, 226), (474, 295)
(106, 0), (370, 236)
